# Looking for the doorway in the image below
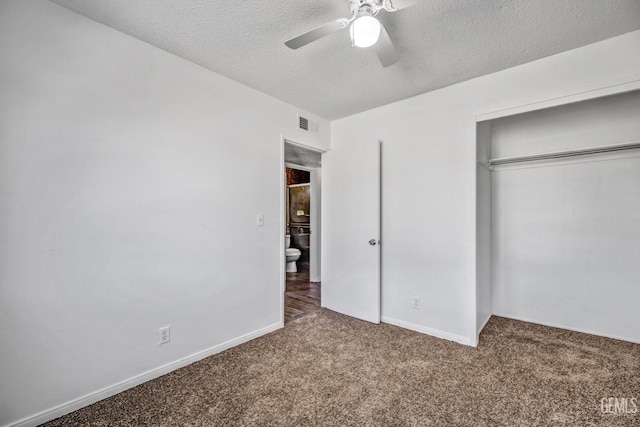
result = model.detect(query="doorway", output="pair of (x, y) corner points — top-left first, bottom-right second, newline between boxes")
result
(283, 140), (323, 324)
(281, 137), (382, 326)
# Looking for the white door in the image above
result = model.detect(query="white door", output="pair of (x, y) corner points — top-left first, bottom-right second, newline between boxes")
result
(321, 139), (381, 323)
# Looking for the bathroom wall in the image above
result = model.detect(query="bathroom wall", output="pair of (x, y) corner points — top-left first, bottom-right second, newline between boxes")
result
(286, 167), (310, 185)
(0, 1), (329, 425)
(288, 181), (311, 261)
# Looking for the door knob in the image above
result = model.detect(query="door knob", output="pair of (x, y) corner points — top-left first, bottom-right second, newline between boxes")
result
(369, 239), (378, 246)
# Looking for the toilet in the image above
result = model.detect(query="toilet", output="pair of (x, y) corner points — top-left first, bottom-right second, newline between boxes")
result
(285, 235), (301, 273)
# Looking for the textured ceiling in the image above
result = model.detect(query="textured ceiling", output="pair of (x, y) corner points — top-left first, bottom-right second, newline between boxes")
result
(50, 0), (640, 120)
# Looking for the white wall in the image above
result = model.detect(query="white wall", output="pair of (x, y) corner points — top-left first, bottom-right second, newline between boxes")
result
(490, 92), (640, 343)
(0, 1), (328, 426)
(475, 122), (492, 338)
(310, 169), (322, 282)
(331, 30), (640, 346)
(491, 90), (640, 158)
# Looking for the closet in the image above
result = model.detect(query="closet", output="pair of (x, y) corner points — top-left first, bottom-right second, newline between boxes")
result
(477, 90), (640, 343)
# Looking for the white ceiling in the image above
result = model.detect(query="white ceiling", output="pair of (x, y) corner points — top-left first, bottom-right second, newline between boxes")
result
(50, 0), (640, 120)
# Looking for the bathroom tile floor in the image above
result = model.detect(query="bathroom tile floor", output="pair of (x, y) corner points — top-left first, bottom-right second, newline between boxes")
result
(285, 262), (321, 325)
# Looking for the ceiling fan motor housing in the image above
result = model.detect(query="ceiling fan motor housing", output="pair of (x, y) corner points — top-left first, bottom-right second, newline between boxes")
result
(350, 1), (381, 17)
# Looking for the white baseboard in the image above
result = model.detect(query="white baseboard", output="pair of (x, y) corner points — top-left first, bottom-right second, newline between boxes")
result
(9, 322), (282, 427)
(491, 311), (640, 345)
(381, 316), (474, 347)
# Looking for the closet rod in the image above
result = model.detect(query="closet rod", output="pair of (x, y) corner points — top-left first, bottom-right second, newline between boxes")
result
(489, 141), (640, 166)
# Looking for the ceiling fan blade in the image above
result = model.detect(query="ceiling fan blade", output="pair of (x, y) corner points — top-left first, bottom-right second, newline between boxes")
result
(285, 19), (350, 49)
(382, 0), (415, 12)
(373, 24), (399, 67)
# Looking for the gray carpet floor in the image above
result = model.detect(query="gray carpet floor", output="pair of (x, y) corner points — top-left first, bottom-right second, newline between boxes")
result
(43, 309), (639, 426)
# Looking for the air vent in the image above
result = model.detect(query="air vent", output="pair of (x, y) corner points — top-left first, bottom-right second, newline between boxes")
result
(299, 116), (309, 131)
(298, 114), (319, 135)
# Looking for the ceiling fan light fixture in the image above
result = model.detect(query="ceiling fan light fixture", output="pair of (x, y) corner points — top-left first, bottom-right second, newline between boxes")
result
(350, 15), (381, 48)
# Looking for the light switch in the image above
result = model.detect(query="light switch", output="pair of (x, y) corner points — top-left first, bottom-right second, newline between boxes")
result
(257, 213), (264, 227)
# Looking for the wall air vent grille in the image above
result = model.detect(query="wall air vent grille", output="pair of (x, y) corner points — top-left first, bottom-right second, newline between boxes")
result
(299, 116), (309, 131)
(298, 115), (319, 135)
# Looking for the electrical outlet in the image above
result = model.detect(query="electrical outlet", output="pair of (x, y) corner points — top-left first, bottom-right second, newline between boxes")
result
(256, 213), (264, 227)
(159, 326), (170, 345)
(412, 296), (421, 309)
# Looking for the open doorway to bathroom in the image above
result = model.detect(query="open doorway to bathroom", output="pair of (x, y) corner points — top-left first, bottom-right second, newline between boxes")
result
(283, 141), (322, 324)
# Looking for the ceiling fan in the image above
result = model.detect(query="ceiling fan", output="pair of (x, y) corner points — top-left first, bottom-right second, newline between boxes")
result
(284, 0), (414, 67)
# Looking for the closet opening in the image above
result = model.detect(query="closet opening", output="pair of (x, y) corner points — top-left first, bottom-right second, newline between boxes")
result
(476, 89), (640, 344)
